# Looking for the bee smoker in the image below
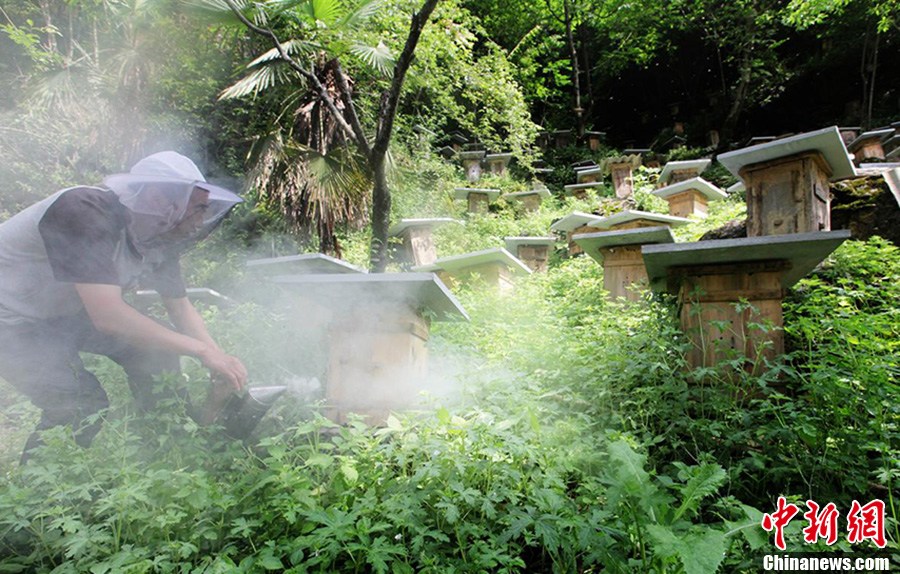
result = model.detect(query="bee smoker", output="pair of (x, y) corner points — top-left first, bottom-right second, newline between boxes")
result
(219, 385), (287, 439)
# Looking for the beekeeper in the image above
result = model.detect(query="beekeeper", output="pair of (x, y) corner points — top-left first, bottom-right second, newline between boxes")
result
(0, 151), (248, 461)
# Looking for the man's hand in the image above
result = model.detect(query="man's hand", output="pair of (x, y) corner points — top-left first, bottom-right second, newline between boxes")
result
(197, 346), (248, 391)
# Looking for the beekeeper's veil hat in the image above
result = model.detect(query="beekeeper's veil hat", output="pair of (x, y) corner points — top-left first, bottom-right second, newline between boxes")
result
(104, 151), (242, 249)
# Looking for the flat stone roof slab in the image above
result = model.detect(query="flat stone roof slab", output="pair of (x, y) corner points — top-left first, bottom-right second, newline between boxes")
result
(847, 128), (895, 151)
(883, 168), (900, 207)
(573, 226), (675, 264)
(484, 152), (513, 161)
(458, 150), (486, 160)
(642, 230), (851, 293)
(564, 181), (605, 195)
(134, 287), (236, 307)
(503, 188), (551, 200)
(854, 163), (900, 177)
(549, 211), (604, 232)
(652, 177), (728, 201)
(727, 181), (746, 193)
(388, 218), (462, 236)
(504, 236), (558, 251)
(600, 155), (642, 174)
(452, 187), (502, 200)
(575, 166), (603, 180)
(413, 247), (532, 276)
(246, 253), (366, 274)
(270, 272), (468, 321)
(718, 126), (856, 181)
(658, 159), (712, 185)
(593, 210), (692, 229)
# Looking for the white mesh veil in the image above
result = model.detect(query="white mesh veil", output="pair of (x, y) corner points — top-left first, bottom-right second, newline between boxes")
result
(103, 151), (242, 250)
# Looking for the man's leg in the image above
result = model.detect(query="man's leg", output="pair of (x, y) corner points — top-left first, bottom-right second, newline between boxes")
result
(0, 318), (109, 463)
(79, 322), (182, 412)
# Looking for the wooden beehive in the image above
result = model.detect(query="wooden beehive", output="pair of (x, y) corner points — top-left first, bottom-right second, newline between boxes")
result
(610, 163), (634, 199)
(414, 248), (531, 293)
(403, 226), (437, 266)
(325, 303), (430, 425)
(585, 131), (605, 151)
(468, 191), (489, 214)
(652, 178), (727, 219)
(515, 245), (551, 273)
(676, 261), (787, 374)
(459, 151), (485, 182)
(485, 153), (513, 176)
(642, 231), (851, 377)
(573, 227), (674, 302)
(848, 129), (892, 162)
(269, 273), (468, 425)
(741, 151), (832, 236)
(667, 190), (709, 218)
(600, 245), (648, 301)
(519, 193), (541, 212)
(576, 167), (602, 184)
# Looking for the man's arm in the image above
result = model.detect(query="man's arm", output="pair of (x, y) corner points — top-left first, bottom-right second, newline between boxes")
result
(163, 296), (220, 351)
(74, 283), (247, 390)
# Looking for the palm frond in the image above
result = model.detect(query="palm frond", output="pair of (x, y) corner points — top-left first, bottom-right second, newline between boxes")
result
(337, 0), (384, 30)
(28, 67), (84, 110)
(273, 0), (342, 25)
(247, 39), (319, 67)
(181, 0), (268, 27)
(349, 41), (395, 76)
(219, 63), (298, 99)
(310, 0), (343, 25)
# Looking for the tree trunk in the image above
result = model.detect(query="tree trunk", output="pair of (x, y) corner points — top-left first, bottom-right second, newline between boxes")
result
(860, 25), (879, 128)
(368, 0), (440, 272)
(369, 156), (391, 272)
(563, 0), (584, 136)
(578, 17), (593, 127)
(721, 49), (752, 146)
(39, 0), (56, 53)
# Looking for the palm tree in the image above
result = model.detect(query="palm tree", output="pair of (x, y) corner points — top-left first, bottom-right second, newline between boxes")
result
(208, 0), (440, 270)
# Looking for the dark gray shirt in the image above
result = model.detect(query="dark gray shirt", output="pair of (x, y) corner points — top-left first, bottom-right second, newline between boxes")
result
(0, 186), (186, 325)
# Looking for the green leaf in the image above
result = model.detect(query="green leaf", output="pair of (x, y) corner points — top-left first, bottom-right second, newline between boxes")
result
(681, 529), (726, 574)
(671, 463), (727, 523)
(305, 453), (334, 468)
(247, 39), (317, 67)
(340, 461), (359, 484)
(647, 524), (726, 574)
(350, 41), (395, 76)
(724, 504), (768, 551)
(337, 0), (384, 30)
(257, 551), (284, 570)
(607, 439), (650, 492)
(311, 0), (341, 25)
(218, 64), (296, 100)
